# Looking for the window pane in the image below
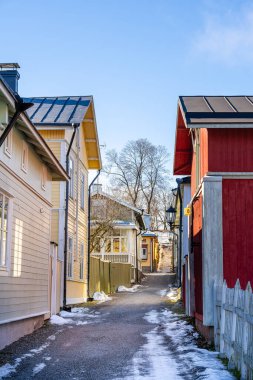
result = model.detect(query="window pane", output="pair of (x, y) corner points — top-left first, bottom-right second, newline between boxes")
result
(121, 238), (127, 253)
(0, 194), (3, 230)
(113, 238), (120, 253)
(3, 197), (8, 231)
(105, 239), (111, 253)
(2, 231), (7, 265)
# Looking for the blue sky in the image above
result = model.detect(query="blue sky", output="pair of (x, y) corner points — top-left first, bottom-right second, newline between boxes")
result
(1, 0), (253, 176)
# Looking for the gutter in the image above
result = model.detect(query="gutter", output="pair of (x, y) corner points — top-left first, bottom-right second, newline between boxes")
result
(63, 123), (79, 309)
(87, 170), (101, 300)
(0, 96), (33, 147)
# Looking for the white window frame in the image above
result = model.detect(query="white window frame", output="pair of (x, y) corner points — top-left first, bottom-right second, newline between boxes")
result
(80, 172), (85, 210)
(79, 242), (84, 280)
(4, 130), (13, 158)
(141, 247), (148, 260)
(0, 192), (13, 274)
(41, 164), (47, 191)
(69, 157), (74, 199)
(67, 236), (74, 279)
(21, 141), (28, 173)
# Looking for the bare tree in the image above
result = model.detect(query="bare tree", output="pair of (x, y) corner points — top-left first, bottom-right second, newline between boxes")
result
(90, 192), (131, 253)
(105, 139), (171, 228)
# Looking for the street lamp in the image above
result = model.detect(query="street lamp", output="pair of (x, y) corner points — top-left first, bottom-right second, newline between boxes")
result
(166, 205), (176, 229)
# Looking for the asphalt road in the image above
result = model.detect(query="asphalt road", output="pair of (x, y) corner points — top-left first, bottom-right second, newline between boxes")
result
(0, 274), (176, 380)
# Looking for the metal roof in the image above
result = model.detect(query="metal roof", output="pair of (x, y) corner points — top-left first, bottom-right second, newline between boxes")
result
(23, 96), (92, 125)
(0, 78), (68, 181)
(180, 96), (253, 125)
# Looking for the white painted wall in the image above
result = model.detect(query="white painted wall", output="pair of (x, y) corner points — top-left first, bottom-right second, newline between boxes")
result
(202, 176), (223, 326)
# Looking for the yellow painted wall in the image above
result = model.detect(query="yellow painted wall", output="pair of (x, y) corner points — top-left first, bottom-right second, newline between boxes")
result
(141, 236), (159, 271)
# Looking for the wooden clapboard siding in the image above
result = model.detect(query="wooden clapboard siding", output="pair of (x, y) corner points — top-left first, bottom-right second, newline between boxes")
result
(0, 162), (51, 323)
(38, 125), (90, 303)
(0, 127), (52, 202)
(39, 130), (65, 140)
(51, 211), (59, 243)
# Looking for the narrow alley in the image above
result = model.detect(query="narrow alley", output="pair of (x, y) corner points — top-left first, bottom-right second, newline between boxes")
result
(0, 275), (234, 380)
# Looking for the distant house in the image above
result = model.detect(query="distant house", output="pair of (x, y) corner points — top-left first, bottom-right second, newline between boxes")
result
(90, 187), (146, 280)
(0, 67), (68, 349)
(141, 231), (159, 273)
(23, 94), (102, 307)
(173, 95), (253, 340)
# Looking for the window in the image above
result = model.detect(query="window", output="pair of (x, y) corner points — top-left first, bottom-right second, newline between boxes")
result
(69, 158), (74, 198)
(4, 130), (12, 158)
(21, 141), (28, 173)
(141, 247), (148, 260)
(41, 165), (47, 191)
(104, 230), (128, 254)
(79, 243), (84, 280)
(67, 237), (73, 278)
(113, 238), (120, 253)
(80, 172), (85, 209)
(0, 193), (10, 268)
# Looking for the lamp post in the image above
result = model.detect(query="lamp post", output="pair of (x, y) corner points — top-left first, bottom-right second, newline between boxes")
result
(166, 206), (179, 284)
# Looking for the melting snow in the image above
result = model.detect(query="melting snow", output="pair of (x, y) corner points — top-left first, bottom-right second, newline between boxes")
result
(50, 315), (73, 325)
(93, 291), (112, 302)
(32, 363), (46, 375)
(117, 285), (142, 293)
(0, 343), (50, 379)
(126, 309), (235, 379)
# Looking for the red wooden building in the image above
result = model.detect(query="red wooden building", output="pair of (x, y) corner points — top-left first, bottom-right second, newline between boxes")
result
(173, 96), (253, 339)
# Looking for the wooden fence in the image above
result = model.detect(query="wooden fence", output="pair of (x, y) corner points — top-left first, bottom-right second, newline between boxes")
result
(214, 280), (253, 379)
(90, 257), (132, 296)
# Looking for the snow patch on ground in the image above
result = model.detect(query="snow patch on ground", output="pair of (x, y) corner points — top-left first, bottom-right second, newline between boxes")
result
(138, 309), (234, 379)
(0, 343), (50, 379)
(159, 286), (180, 302)
(117, 285), (142, 293)
(50, 314), (73, 325)
(50, 307), (101, 326)
(93, 291), (112, 302)
(32, 363), (46, 375)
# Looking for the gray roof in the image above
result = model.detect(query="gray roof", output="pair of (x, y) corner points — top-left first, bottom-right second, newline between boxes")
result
(23, 96), (92, 125)
(180, 96), (253, 125)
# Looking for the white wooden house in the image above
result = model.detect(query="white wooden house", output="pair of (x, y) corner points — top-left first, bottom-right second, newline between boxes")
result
(90, 188), (146, 276)
(0, 69), (68, 349)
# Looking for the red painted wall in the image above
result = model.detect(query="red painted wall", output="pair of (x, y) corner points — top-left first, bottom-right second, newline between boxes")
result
(209, 129), (253, 172)
(182, 264), (186, 307)
(223, 179), (253, 289)
(193, 195), (203, 317)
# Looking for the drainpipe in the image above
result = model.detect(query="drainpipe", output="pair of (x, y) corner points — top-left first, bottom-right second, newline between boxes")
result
(63, 123), (79, 309)
(87, 169), (101, 299)
(0, 97), (33, 147)
(176, 178), (183, 288)
(150, 238), (153, 273)
(135, 230), (142, 283)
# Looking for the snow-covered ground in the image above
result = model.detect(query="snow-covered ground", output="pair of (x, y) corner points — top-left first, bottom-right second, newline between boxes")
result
(121, 309), (234, 379)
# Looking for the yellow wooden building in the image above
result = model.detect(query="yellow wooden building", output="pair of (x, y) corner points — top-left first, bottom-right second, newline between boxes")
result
(24, 96), (102, 307)
(141, 231), (159, 273)
(0, 68), (68, 348)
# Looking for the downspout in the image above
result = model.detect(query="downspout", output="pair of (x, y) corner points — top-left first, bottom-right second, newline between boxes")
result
(87, 169), (101, 299)
(176, 178), (183, 288)
(0, 97), (33, 147)
(75, 129), (80, 267)
(63, 123), (79, 309)
(135, 230), (142, 283)
(150, 238), (153, 273)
